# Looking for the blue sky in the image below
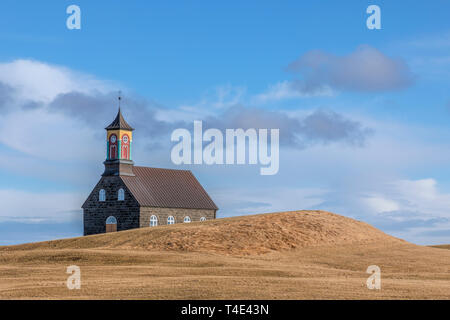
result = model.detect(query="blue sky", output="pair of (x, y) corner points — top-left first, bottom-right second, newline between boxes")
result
(0, 0), (450, 245)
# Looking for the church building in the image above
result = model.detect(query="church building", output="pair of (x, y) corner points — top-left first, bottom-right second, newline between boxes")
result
(82, 106), (218, 235)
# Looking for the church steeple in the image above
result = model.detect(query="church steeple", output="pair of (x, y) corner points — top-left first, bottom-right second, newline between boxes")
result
(105, 108), (134, 131)
(102, 96), (135, 176)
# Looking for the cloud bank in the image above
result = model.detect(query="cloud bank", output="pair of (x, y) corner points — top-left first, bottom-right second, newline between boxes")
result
(286, 45), (415, 93)
(0, 58), (448, 245)
(0, 59), (373, 222)
(203, 106), (373, 148)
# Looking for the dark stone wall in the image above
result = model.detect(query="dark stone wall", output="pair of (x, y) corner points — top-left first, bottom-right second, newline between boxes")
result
(82, 176), (140, 235)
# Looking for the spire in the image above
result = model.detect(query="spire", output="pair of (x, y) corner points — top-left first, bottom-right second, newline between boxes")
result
(105, 93), (134, 131)
(103, 92), (135, 176)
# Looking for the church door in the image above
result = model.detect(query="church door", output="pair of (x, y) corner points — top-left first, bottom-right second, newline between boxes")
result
(105, 216), (117, 233)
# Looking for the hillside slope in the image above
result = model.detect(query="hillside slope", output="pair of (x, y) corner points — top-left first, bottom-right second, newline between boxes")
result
(432, 245), (450, 250)
(1, 210), (449, 299)
(2, 210), (403, 255)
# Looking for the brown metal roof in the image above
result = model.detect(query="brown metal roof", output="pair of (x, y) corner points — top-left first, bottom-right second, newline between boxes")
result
(105, 108), (134, 131)
(120, 166), (218, 210)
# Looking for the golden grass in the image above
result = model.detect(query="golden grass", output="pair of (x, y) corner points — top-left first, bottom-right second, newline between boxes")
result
(431, 245), (450, 250)
(0, 210), (449, 299)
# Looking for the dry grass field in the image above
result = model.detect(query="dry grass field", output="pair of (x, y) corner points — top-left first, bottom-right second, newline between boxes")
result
(0, 210), (449, 299)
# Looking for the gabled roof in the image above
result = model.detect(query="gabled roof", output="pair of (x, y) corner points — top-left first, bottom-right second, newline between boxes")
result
(105, 108), (134, 131)
(121, 166), (218, 210)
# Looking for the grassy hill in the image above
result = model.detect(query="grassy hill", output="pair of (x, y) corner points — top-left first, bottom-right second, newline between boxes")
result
(0, 210), (449, 299)
(431, 245), (450, 250)
(5, 210), (402, 254)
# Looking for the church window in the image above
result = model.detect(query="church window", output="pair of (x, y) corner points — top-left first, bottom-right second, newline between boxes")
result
(150, 215), (158, 227)
(99, 189), (106, 201)
(200, 217), (206, 222)
(110, 145), (117, 159)
(106, 216), (117, 224)
(122, 145), (129, 159)
(167, 216), (175, 225)
(118, 188), (125, 201)
(183, 216), (191, 223)
(109, 134), (118, 159)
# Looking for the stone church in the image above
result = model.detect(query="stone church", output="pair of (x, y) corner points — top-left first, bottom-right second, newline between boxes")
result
(82, 107), (218, 235)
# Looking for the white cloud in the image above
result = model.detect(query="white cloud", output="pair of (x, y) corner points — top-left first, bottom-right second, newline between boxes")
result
(388, 179), (450, 217)
(156, 84), (246, 123)
(212, 84), (246, 109)
(360, 179), (450, 217)
(287, 45), (415, 92)
(0, 59), (114, 104)
(0, 189), (83, 222)
(252, 81), (334, 103)
(363, 196), (400, 213)
(0, 108), (101, 161)
(155, 105), (216, 123)
(0, 58), (448, 245)
(0, 60), (112, 195)
(211, 187), (328, 217)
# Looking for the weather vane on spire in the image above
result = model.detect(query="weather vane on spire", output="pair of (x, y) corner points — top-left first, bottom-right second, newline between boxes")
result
(118, 90), (122, 109)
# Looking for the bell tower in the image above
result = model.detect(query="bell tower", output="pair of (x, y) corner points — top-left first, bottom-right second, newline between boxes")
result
(103, 96), (135, 176)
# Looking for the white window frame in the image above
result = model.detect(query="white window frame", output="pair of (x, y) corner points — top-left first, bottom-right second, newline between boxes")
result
(167, 216), (175, 225)
(99, 189), (106, 202)
(183, 216), (191, 223)
(106, 216), (117, 224)
(200, 217), (206, 222)
(150, 215), (158, 227)
(118, 188), (125, 201)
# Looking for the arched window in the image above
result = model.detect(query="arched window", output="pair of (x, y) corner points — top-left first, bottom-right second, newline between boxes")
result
(106, 216), (117, 224)
(183, 216), (191, 223)
(99, 189), (106, 202)
(105, 216), (117, 233)
(109, 134), (118, 159)
(200, 217), (206, 222)
(110, 145), (117, 159)
(122, 145), (129, 159)
(118, 188), (125, 201)
(121, 134), (130, 159)
(150, 215), (158, 227)
(167, 216), (175, 225)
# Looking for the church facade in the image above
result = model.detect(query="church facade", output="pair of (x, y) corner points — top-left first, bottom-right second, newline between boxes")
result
(82, 107), (218, 235)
